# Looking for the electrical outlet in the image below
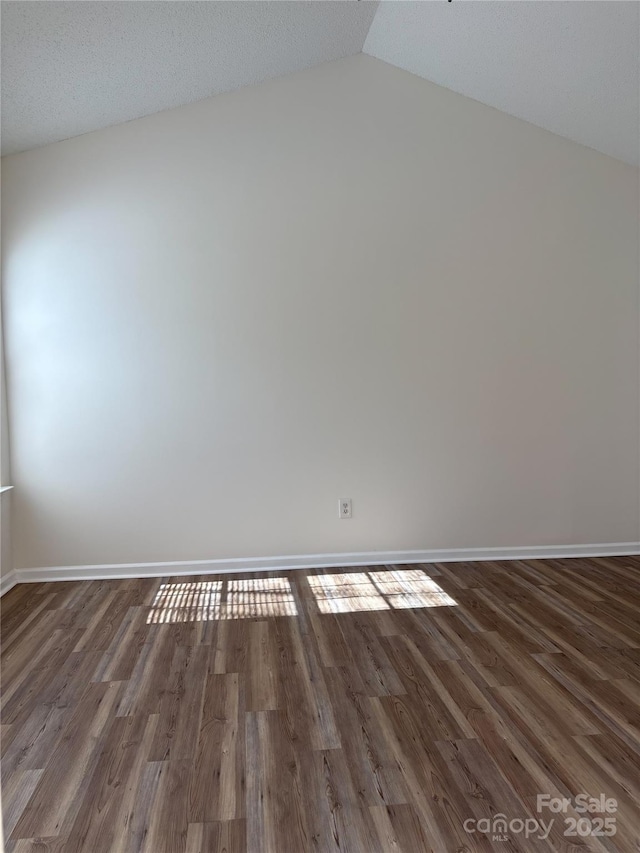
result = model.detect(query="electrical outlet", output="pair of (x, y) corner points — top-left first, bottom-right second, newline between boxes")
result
(339, 498), (352, 519)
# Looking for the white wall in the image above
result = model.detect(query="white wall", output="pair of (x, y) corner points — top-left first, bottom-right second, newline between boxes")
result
(2, 54), (639, 571)
(1, 279), (13, 581)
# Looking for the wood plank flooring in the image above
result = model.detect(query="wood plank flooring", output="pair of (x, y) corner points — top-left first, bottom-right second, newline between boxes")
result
(2, 557), (640, 852)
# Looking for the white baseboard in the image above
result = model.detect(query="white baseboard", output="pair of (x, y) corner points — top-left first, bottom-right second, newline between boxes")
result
(0, 570), (18, 596)
(3, 542), (638, 591)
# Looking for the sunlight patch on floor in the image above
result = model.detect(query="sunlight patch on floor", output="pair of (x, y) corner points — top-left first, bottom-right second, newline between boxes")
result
(308, 568), (457, 613)
(147, 569), (456, 622)
(147, 577), (297, 623)
(308, 572), (389, 613)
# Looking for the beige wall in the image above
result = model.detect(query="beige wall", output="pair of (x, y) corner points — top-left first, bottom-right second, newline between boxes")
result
(2, 54), (639, 571)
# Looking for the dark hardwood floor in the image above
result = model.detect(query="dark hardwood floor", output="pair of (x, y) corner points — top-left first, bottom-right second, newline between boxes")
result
(1, 557), (639, 852)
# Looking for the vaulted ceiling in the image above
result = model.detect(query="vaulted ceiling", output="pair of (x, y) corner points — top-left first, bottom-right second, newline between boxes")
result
(364, 2), (639, 167)
(2, 1), (638, 165)
(0, 1), (377, 156)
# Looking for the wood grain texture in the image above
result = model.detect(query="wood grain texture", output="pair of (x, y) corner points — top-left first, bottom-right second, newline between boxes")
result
(2, 557), (640, 852)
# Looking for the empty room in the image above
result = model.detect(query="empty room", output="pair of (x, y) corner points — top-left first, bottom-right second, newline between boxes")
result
(1, 1), (639, 851)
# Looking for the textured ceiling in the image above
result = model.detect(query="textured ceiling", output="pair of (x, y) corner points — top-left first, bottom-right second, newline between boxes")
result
(2, 1), (638, 165)
(0, 1), (378, 155)
(365, 1), (639, 166)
